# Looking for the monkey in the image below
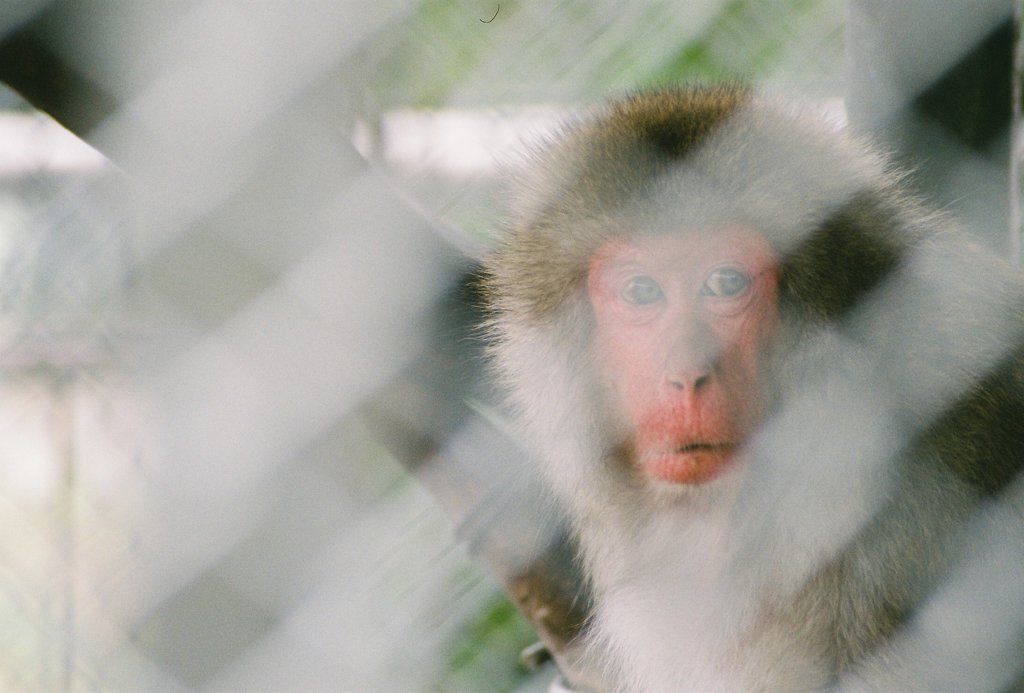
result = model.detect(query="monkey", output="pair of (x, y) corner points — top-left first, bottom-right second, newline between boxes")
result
(482, 86), (1024, 691)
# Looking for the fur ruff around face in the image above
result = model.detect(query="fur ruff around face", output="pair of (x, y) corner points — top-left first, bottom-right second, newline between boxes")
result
(483, 87), (1024, 691)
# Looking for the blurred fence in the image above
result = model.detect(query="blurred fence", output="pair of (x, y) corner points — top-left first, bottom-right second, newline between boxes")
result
(0, 1), (1019, 691)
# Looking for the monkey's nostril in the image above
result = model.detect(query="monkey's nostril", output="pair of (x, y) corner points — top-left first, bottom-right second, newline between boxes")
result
(667, 374), (709, 390)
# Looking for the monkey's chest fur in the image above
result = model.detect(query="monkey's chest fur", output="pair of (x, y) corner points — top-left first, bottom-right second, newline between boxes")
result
(569, 444), (979, 692)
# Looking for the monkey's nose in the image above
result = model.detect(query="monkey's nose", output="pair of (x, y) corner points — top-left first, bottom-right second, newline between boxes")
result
(664, 339), (715, 391)
(664, 318), (718, 391)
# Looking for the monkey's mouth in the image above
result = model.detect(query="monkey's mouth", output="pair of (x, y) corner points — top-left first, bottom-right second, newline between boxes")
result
(674, 442), (733, 454)
(641, 441), (738, 485)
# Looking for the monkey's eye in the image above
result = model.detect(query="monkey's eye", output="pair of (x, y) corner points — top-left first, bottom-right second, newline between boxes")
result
(701, 268), (750, 298)
(620, 276), (664, 305)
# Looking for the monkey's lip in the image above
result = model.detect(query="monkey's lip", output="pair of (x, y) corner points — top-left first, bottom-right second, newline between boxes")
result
(641, 442), (738, 485)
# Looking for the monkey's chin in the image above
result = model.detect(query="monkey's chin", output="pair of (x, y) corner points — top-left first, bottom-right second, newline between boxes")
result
(642, 445), (738, 485)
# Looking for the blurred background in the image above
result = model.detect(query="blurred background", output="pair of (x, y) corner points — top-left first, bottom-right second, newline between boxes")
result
(0, 1), (1018, 690)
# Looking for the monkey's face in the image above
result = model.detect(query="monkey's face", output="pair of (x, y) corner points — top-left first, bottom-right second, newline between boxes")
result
(586, 226), (779, 486)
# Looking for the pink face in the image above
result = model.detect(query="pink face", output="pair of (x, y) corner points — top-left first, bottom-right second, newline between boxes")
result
(587, 227), (779, 485)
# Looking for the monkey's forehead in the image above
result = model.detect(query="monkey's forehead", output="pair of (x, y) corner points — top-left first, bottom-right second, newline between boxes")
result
(510, 87), (886, 248)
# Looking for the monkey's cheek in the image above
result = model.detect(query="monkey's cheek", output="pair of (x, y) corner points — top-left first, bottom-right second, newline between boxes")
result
(642, 447), (738, 485)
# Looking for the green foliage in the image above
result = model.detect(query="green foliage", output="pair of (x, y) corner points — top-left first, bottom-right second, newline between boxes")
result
(435, 591), (538, 692)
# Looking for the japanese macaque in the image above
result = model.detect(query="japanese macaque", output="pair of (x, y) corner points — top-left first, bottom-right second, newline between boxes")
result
(482, 86), (1024, 691)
